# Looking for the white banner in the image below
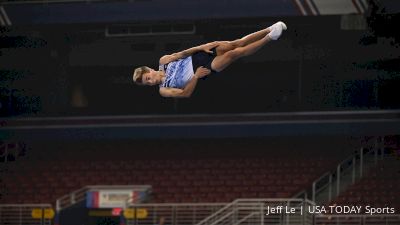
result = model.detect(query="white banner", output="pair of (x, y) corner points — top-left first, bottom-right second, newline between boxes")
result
(98, 190), (134, 208)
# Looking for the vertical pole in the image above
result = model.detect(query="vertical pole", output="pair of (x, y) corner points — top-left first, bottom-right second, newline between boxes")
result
(56, 200), (60, 212)
(70, 193), (75, 204)
(312, 182), (316, 202)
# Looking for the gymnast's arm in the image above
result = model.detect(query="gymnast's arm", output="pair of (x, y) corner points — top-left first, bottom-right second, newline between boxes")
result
(159, 76), (199, 98)
(159, 42), (219, 65)
(159, 66), (210, 98)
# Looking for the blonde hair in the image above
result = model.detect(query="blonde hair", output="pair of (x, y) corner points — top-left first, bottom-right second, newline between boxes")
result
(132, 66), (150, 85)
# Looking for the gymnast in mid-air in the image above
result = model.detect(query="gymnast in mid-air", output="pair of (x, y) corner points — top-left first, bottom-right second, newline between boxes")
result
(132, 21), (287, 98)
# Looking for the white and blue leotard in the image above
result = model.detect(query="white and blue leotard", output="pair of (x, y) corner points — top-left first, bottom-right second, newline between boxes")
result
(159, 56), (195, 89)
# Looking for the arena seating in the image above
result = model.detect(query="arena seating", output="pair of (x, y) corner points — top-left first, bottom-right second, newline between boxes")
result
(0, 138), (356, 205)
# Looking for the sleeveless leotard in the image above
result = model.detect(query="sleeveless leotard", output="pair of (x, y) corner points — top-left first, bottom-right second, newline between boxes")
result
(159, 56), (194, 89)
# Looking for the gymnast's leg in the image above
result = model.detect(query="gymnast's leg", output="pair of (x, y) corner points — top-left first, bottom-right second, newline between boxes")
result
(214, 29), (271, 55)
(211, 22), (286, 72)
(214, 21), (287, 56)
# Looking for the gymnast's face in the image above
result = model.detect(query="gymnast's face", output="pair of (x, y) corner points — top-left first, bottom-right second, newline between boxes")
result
(142, 69), (160, 86)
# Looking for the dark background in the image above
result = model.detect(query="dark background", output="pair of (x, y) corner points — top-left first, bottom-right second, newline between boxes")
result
(0, 1), (399, 117)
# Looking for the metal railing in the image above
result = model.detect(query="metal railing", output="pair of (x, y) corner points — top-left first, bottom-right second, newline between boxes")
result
(125, 202), (227, 225)
(335, 153), (359, 197)
(196, 199), (314, 225)
(309, 137), (384, 204)
(312, 172), (332, 203)
(0, 204), (53, 225)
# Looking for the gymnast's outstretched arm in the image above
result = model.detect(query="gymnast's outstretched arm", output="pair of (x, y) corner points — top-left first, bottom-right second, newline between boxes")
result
(159, 42), (219, 65)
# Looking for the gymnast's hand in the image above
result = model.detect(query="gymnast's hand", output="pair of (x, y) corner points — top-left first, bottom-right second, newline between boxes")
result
(194, 66), (211, 79)
(200, 41), (219, 53)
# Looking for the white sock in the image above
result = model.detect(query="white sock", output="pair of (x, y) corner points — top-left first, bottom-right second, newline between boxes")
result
(267, 24), (282, 40)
